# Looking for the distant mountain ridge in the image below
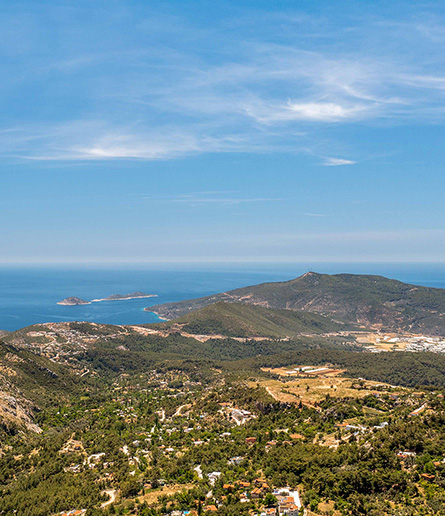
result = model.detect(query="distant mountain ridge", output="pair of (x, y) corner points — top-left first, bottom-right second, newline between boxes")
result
(147, 272), (445, 335)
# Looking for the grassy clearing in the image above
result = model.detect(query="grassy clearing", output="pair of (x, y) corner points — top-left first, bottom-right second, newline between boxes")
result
(140, 483), (195, 505)
(257, 367), (397, 405)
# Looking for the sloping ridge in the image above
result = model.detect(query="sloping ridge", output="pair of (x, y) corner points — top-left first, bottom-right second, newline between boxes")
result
(147, 272), (445, 335)
(0, 340), (85, 434)
(154, 301), (348, 338)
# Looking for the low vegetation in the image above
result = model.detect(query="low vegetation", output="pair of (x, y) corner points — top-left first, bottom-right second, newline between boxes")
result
(153, 302), (348, 338)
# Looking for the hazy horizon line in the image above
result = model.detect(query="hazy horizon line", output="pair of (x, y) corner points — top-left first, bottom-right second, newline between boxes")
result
(1, 259), (444, 267)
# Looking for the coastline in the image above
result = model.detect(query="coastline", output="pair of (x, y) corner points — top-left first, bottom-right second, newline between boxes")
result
(144, 309), (169, 321)
(91, 294), (158, 302)
(57, 301), (91, 306)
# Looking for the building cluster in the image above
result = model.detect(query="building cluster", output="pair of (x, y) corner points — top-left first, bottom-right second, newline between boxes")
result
(371, 334), (445, 353)
(258, 488), (301, 515)
(335, 420), (389, 436)
(218, 403), (256, 425)
(404, 336), (445, 353)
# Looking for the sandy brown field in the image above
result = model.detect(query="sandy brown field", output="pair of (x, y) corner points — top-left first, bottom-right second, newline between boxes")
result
(140, 484), (195, 505)
(257, 367), (398, 405)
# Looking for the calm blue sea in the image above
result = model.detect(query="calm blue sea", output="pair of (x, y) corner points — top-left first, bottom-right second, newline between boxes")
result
(0, 262), (444, 332)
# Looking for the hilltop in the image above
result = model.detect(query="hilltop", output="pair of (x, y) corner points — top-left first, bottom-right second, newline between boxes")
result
(154, 301), (349, 338)
(147, 272), (445, 335)
(57, 296), (90, 305)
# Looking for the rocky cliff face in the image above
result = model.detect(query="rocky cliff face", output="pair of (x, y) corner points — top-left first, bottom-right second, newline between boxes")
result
(0, 391), (41, 434)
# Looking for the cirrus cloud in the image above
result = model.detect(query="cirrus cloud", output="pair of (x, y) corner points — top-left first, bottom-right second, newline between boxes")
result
(323, 157), (357, 166)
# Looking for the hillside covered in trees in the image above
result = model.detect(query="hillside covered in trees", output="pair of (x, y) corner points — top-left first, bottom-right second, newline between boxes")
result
(0, 310), (444, 515)
(152, 301), (349, 338)
(0, 319), (445, 515)
(147, 272), (445, 335)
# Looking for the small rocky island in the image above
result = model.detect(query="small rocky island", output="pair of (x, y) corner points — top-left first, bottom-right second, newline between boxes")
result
(92, 291), (157, 302)
(57, 297), (90, 306)
(57, 292), (157, 306)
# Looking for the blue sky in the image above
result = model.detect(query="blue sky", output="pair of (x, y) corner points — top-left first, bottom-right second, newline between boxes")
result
(1, 0), (445, 263)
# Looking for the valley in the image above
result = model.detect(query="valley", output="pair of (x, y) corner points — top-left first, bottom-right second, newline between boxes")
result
(0, 273), (445, 515)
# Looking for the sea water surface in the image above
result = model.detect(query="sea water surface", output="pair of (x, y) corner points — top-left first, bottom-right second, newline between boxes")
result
(0, 262), (444, 332)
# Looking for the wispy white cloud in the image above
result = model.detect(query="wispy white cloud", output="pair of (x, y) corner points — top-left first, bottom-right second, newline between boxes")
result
(287, 102), (365, 121)
(171, 197), (284, 205)
(244, 99), (371, 124)
(3, 5), (445, 163)
(397, 73), (445, 91)
(16, 122), (270, 161)
(323, 157), (357, 166)
(141, 192), (288, 206)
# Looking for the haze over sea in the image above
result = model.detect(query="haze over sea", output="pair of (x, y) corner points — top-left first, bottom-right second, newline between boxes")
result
(1, 263), (445, 332)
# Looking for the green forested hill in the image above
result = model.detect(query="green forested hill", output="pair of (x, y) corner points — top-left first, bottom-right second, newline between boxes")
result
(0, 342), (84, 404)
(253, 348), (445, 388)
(147, 272), (445, 335)
(154, 301), (349, 337)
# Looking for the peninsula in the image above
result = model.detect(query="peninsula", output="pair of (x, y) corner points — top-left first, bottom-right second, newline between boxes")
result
(91, 291), (157, 302)
(146, 272), (445, 335)
(58, 292), (157, 306)
(57, 297), (90, 306)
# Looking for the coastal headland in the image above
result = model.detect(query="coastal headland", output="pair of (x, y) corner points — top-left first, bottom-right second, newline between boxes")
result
(58, 292), (157, 306)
